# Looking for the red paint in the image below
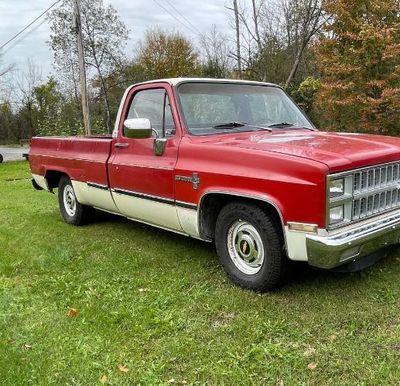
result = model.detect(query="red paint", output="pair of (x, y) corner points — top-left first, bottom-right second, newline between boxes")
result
(29, 80), (400, 229)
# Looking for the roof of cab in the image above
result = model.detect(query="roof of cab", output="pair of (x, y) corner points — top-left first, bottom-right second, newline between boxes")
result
(133, 77), (279, 88)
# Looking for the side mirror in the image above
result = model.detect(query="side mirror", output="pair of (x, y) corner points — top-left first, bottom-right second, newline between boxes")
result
(123, 118), (152, 139)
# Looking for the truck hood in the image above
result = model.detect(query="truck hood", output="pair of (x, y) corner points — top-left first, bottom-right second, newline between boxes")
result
(200, 130), (400, 173)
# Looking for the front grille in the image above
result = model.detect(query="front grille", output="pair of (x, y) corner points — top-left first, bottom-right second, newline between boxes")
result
(352, 163), (400, 220)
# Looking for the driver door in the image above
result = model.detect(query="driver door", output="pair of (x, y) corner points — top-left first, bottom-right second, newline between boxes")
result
(108, 84), (182, 231)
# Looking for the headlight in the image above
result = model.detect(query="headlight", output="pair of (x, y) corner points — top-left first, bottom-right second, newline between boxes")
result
(329, 178), (344, 198)
(330, 205), (344, 225)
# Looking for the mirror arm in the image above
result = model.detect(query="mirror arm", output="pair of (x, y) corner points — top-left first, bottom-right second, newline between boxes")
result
(151, 128), (159, 138)
(154, 138), (167, 156)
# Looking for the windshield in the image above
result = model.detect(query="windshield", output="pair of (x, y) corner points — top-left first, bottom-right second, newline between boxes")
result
(177, 82), (315, 135)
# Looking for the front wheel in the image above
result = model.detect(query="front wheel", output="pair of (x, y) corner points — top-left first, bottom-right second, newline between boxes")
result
(58, 176), (94, 225)
(215, 202), (288, 292)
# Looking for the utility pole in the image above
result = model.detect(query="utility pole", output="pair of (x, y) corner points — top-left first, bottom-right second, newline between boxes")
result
(73, 0), (91, 135)
(233, 0), (242, 79)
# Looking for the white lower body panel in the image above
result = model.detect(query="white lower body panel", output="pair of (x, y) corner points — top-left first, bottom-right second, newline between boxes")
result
(32, 173), (49, 191)
(112, 190), (182, 232)
(284, 227), (309, 261)
(72, 181), (119, 213)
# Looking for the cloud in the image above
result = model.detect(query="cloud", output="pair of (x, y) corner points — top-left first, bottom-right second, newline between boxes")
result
(0, 0), (231, 76)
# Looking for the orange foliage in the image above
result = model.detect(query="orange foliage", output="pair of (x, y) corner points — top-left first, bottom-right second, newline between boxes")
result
(314, 0), (400, 135)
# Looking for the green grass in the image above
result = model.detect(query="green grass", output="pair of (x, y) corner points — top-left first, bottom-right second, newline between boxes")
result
(0, 143), (25, 148)
(1, 162), (400, 385)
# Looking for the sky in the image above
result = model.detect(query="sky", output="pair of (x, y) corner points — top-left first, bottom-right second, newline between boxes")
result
(0, 0), (232, 78)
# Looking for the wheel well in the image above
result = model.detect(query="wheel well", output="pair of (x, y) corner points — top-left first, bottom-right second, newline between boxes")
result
(45, 170), (68, 191)
(199, 193), (284, 240)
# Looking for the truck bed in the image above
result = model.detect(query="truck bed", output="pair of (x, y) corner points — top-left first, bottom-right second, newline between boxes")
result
(29, 136), (113, 188)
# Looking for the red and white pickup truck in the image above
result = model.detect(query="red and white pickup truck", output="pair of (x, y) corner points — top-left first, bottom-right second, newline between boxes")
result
(29, 78), (400, 291)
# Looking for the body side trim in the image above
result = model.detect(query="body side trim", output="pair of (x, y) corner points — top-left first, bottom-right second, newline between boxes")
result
(111, 162), (174, 171)
(87, 182), (109, 190)
(113, 188), (175, 205)
(29, 154), (107, 164)
(112, 187), (197, 209)
(175, 200), (198, 210)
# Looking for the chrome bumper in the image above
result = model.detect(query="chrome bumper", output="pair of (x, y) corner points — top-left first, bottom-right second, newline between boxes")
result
(306, 212), (400, 269)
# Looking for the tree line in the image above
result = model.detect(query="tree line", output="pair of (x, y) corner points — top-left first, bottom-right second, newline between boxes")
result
(1, 0), (400, 143)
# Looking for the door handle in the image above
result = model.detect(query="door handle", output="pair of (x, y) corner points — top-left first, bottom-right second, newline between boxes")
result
(114, 143), (129, 149)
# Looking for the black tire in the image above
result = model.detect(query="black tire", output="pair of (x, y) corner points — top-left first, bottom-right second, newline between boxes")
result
(0, 154), (3, 163)
(215, 202), (288, 292)
(58, 176), (94, 225)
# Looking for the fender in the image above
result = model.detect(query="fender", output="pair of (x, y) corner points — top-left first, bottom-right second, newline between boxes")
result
(197, 189), (287, 249)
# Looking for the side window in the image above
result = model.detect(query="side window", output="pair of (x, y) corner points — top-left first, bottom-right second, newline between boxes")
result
(126, 88), (175, 138)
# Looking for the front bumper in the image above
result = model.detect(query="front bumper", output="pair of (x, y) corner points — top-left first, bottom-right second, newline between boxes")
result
(306, 212), (400, 269)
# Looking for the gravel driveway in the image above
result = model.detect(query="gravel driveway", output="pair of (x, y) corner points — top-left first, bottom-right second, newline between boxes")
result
(0, 147), (29, 162)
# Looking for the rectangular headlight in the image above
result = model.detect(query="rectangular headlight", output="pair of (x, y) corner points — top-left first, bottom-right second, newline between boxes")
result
(330, 205), (344, 225)
(329, 178), (344, 198)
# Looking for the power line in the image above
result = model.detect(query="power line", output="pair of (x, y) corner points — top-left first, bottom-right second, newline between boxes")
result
(152, 0), (199, 36)
(2, 19), (48, 55)
(164, 0), (203, 36)
(0, 0), (61, 51)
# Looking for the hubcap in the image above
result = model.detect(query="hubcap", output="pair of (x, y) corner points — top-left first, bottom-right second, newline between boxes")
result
(63, 185), (77, 217)
(226, 220), (265, 275)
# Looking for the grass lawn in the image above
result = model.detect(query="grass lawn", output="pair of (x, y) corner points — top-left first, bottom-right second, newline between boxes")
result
(0, 144), (25, 148)
(1, 161), (400, 385)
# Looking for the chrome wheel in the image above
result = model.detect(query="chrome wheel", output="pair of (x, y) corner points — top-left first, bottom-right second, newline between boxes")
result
(226, 220), (265, 275)
(63, 185), (77, 217)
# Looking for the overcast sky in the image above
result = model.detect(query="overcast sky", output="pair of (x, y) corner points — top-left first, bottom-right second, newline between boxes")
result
(0, 0), (232, 77)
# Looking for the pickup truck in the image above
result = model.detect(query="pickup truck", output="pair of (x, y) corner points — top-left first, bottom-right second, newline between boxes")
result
(29, 78), (400, 291)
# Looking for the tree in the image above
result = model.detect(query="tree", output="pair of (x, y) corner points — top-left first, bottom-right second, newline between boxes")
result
(282, 0), (326, 87)
(33, 78), (63, 135)
(15, 59), (42, 139)
(48, 0), (129, 133)
(199, 26), (234, 78)
(0, 53), (14, 101)
(0, 58), (13, 79)
(33, 78), (89, 137)
(291, 76), (322, 125)
(227, 0), (267, 79)
(314, 0), (400, 134)
(137, 29), (199, 80)
(225, 0), (324, 85)
(0, 101), (18, 143)
(233, 0), (243, 78)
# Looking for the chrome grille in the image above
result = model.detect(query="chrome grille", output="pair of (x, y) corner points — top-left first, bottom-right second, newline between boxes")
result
(352, 163), (400, 221)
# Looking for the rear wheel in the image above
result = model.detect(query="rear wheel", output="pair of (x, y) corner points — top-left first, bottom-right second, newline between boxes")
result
(0, 154), (3, 163)
(58, 176), (94, 225)
(215, 202), (288, 292)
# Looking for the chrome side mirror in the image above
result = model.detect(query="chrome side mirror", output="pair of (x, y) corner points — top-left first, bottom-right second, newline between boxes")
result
(123, 118), (152, 139)
(124, 118), (166, 156)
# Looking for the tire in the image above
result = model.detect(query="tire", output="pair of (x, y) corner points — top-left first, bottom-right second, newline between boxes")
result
(0, 154), (3, 163)
(215, 202), (288, 292)
(58, 176), (94, 225)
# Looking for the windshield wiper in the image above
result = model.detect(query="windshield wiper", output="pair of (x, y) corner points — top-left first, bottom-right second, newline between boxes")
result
(268, 122), (316, 130)
(213, 122), (272, 131)
(268, 122), (295, 128)
(213, 122), (246, 129)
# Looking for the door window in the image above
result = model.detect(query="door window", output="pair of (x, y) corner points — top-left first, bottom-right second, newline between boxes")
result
(126, 88), (175, 137)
